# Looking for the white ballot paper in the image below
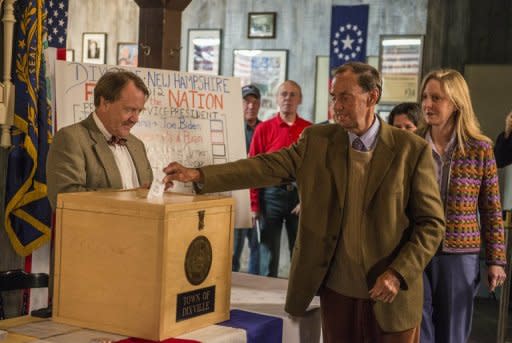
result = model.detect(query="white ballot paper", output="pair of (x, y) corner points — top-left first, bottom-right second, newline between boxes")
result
(147, 169), (165, 199)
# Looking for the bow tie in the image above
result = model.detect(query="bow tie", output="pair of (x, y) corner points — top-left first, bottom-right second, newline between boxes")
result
(107, 136), (127, 146)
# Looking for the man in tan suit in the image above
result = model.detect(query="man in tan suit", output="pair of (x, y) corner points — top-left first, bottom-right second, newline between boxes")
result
(163, 62), (444, 343)
(47, 70), (153, 209)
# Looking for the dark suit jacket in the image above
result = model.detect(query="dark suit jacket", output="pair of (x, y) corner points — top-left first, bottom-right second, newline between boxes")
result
(198, 120), (445, 332)
(46, 114), (153, 209)
(494, 131), (512, 168)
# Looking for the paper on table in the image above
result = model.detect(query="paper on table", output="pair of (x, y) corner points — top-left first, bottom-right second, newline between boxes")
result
(8, 320), (81, 339)
(42, 329), (126, 343)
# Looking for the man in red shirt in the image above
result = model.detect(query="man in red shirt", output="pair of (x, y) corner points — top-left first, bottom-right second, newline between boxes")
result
(249, 80), (312, 277)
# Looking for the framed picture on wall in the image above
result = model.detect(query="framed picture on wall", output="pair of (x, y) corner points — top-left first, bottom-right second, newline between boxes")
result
(187, 29), (222, 75)
(233, 49), (288, 120)
(65, 49), (74, 62)
(314, 56), (330, 123)
(82, 32), (107, 64)
(247, 12), (276, 38)
(117, 42), (138, 67)
(378, 35), (424, 104)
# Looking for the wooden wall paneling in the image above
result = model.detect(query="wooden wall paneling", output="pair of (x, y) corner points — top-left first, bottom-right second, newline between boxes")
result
(135, 0), (191, 70)
(162, 8), (183, 71)
(137, 6), (164, 68)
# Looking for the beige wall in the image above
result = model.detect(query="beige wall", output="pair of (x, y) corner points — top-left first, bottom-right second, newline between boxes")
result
(465, 65), (512, 141)
(465, 64), (512, 209)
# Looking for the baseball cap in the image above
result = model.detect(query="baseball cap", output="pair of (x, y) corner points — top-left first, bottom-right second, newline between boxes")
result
(242, 84), (261, 99)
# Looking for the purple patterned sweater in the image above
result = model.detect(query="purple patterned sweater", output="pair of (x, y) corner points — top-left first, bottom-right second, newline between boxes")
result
(438, 138), (506, 265)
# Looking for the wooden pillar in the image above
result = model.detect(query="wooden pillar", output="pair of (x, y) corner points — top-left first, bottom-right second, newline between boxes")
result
(134, 0), (191, 70)
(422, 0), (471, 76)
(1, 0), (16, 146)
(466, 0), (512, 64)
(423, 0), (512, 77)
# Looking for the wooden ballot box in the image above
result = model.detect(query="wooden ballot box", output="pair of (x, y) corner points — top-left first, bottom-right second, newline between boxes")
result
(52, 190), (234, 341)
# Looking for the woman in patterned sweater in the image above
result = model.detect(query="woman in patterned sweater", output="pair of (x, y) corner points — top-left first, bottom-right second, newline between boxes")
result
(417, 69), (506, 343)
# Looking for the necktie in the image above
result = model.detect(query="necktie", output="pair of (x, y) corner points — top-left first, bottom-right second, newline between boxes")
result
(108, 136), (127, 146)
(351, 137), (367, 152)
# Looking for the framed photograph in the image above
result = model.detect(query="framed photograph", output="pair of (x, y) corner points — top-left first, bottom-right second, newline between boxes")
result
(314, 56), (330, 123)
(248, 12), (276, 39)
(65, 49), (74, 62)
(187, 29), (222, 75)
(117, 42), (138, 67)
(378, 35), (424, 104)
(82, 32), (107, 64)
(233, 49), (288, 120)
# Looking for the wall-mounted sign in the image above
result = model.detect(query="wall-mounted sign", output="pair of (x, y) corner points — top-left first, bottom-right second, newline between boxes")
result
(378, 35), (424, 104)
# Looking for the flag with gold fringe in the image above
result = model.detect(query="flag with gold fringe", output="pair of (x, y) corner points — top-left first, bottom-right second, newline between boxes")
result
(5, 0), (52, 256)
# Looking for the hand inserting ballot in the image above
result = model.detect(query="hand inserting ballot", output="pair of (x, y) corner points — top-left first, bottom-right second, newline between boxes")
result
(162, 162), (202, 190)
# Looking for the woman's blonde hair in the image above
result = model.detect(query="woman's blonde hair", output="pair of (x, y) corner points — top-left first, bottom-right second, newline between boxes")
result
(419, 69), (490, 154)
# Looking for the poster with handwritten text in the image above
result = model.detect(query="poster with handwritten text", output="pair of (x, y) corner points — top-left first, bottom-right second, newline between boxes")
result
(55, 61), (250, 227)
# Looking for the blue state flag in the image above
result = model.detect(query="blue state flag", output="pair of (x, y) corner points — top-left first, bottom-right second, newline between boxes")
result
(329, 5), (369, 72)
(5, 0), (53, 256)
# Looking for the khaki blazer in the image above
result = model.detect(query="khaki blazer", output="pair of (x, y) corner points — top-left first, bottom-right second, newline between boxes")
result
(199, 120), (445, 332)
(46, 114), (153, 209)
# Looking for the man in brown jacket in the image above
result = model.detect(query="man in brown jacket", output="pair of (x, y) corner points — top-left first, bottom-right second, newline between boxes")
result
(163, 62), (444, 343)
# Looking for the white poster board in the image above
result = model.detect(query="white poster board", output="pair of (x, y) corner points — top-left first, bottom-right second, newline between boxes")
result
(55, 61), (250, 227)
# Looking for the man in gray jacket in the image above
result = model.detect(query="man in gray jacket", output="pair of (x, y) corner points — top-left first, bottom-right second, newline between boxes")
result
(46, 70), (153, 209)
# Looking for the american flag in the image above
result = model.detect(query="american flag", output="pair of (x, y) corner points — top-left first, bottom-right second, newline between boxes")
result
(46, 0), (69, 48)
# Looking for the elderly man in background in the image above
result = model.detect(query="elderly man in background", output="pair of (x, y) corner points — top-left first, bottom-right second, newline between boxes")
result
(249, 80), (312, 277)
(232, 84), (262, 274)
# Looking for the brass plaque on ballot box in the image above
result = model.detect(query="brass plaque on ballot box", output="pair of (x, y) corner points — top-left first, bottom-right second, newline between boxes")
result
(52, 190), (234, 341)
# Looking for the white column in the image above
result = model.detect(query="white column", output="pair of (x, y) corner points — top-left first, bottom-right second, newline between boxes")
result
(0, 0), (16, 148)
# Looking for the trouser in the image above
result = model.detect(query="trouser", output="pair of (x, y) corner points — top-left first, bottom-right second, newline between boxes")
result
(421, 254), (480, 343)
(232, 227), (259, 274)
(259, 185), (299, 277)
(320, 287), (420, 343)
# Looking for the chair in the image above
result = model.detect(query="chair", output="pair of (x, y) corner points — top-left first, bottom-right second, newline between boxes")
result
(0, 269), (49, 320)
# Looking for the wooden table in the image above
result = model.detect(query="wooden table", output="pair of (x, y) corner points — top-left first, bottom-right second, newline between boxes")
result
(0, 273), (321, 343)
